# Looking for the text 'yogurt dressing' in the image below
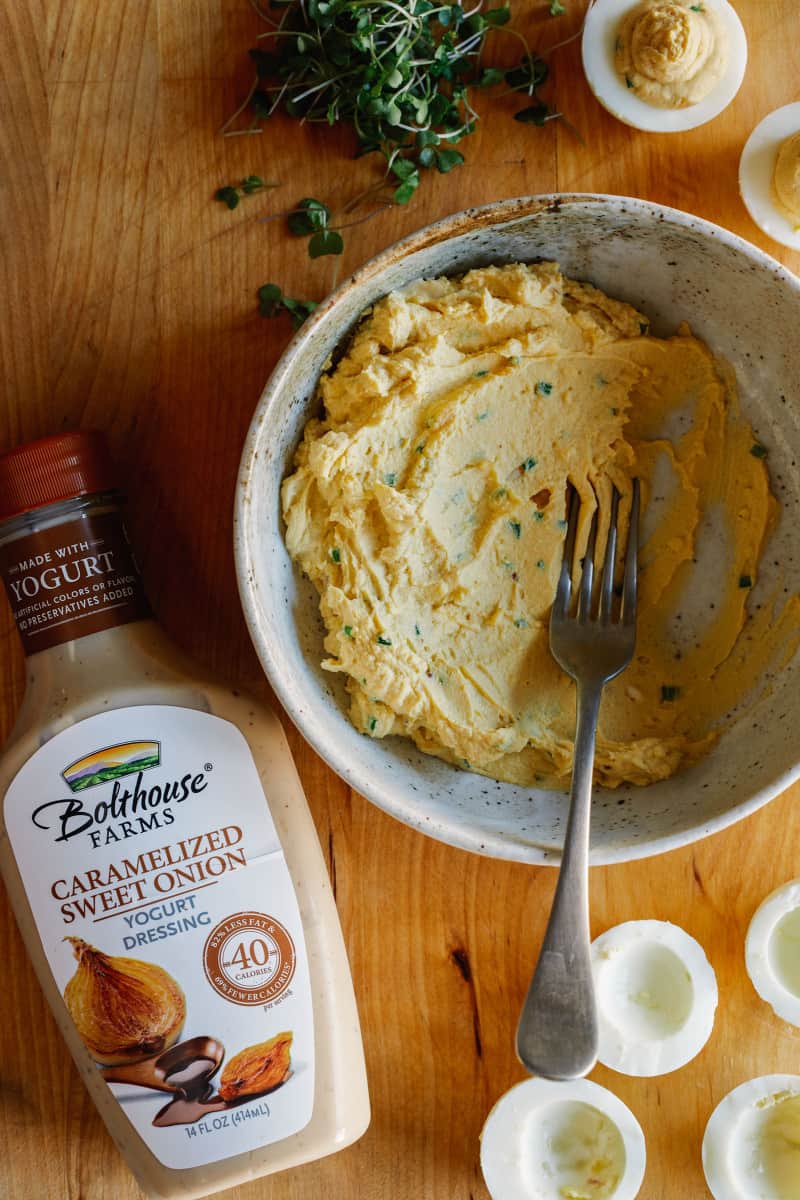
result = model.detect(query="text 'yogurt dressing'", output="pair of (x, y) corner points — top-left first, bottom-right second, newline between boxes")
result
(0, 431), (369, 1199)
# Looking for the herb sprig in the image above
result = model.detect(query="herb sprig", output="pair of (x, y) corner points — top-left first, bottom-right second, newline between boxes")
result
(214, 174), (277, 209)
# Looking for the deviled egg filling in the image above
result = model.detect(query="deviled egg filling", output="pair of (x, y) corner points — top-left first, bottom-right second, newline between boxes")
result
(480, 1079), (646, 1200)
(703, 1076), (800, 1200)
(746, 879), (800, 1024)
(773, 131), (800, 225)
(615, 1), (728, 109)
(591, 920), (717, 1076)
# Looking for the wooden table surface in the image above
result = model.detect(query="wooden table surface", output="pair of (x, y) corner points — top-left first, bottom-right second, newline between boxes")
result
(2, 2), (800, 1197)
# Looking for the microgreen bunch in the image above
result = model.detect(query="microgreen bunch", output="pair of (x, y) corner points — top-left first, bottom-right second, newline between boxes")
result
(257, 283), (318, 328)
(226, 0), (558, 205)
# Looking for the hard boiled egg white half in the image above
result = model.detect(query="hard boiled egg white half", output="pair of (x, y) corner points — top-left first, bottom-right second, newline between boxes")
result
(591, 919), (718, 1076)
(582, 0), (747, 133)
(480, 1077), (646, 1200)
(703, 1075), (800, 1200)
(739, 103), (800, 251)
(745, 876), (800, 1025)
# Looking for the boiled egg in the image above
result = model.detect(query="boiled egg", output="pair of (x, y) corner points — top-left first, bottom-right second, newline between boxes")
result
(480, 1077), (646, 1200)
(581, 0), (748, 133)
(590, 919), (717, 1076)
(703, 1075), (800, 1200)
(745, 877), (800, 1024)
(739, 103), (800, 250)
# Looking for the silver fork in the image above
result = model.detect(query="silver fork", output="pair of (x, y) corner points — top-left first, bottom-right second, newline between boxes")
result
(516, 479), (640, 1080)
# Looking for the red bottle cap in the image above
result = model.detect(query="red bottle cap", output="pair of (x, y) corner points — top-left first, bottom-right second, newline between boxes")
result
(0, 431), (117, 522)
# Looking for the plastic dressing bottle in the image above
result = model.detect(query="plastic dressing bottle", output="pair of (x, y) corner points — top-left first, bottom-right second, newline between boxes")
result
(0, 432), (369, 1198)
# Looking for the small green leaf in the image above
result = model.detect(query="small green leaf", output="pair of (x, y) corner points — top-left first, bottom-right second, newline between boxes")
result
(216, 186), (240, 210)
(343, 625), (354, 638)
(521, 457), (537, 471)
(550, 0), (566, 13)
(330, 548), (341, 563)
(393, 175), (419, 205)
(478, 67), (505, 87)
(368, 716), (377, 732)
(435, 148), (464, 173)
(536, 381), (553, 395)
(288, 197), (331, 236)
(484, 6), (511, 26)
(377, 635), (392, 646)
(514, 104), (551, 126)
(391, 157), (417, 181)
(509, 520), (522, 539)
(241, 174), (265, 193)
(257, 283), (283, 317)
(418, 146), (437, 168)
(308, 229), (344, 257)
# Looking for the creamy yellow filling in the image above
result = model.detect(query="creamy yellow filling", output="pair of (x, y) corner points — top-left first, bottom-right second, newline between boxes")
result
(282, 262), (800, 789)
(614, 0), (728, 109)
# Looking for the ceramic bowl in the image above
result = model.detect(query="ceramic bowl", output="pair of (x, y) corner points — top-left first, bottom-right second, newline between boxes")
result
(234, 194), (800, 865)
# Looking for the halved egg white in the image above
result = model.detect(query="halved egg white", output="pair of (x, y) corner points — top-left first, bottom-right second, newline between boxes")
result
(591, 919), (717, 1076)
(480, 1077), (646, 1200)
(739, 103), (800, 251)
(745, 877), (800, 1024)
(703, 1075), (800, 1200)
(581, 0), (748, 133)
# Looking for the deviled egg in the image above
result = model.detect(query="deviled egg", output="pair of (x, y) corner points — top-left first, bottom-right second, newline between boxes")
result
(745, 877), (800, 1024)
(480, 1077), (646, 1200)
(591, 920), (717, 1076)
(582, 0), (748, 133)
(703, 1075), (800, 1200)
(739, 103), (800, 250)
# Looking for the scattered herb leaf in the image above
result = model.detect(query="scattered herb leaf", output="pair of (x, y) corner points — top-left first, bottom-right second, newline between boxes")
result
(215, 175), (277, 210)
(309, 228), (344, 257)
(521, 457), (537, 471)
(330, 547), (341, 563)
(377, 635), (392, 646)
(257, 283), (317, 329)
(509, 520), (522, 539)
(536, 380), (553, 395)
(343, 625), (354, 637)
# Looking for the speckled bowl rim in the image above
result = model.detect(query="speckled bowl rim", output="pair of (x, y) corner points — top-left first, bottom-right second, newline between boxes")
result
(234, 192), (800, 865)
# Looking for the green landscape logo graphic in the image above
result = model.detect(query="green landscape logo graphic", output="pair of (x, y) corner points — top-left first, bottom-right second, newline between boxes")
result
(62, 741), (161, 792)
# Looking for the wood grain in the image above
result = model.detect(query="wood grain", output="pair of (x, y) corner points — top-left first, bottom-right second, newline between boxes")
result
(1, 1), (799, 1197)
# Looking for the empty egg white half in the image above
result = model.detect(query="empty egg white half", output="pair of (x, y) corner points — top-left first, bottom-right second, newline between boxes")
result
(590, 919), (718, 1076)
(745, 877), (800, 1024)
(480, 1077), (646, 1200)
(703, 1075), (800, 1200)
(581, 0), (747, 133)
(739, 103), (800, 250)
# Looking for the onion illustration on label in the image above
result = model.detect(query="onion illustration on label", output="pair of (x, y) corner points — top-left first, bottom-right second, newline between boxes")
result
(218, 1032), (294, 1101)
(63, 937), (186, 1065)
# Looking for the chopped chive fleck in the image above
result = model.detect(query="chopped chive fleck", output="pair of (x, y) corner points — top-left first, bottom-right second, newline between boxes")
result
(383, 472), (397, 486)
(415, 443), (426, 454)
(557, 518), (568, 529)
(414, 623), (421, 636)
(521, 457), (537, 472)
(626, 75), (635, 89)
(536, 380), (553, 396)
(690, 3), (704, 10)
(750, 443), (767, 458)
(343, 625), (353, 638)
(493, 487), (507, 499)
(514, 617), (529, 628)
(739, 574), (753, 588)
(474, 369), (489, 378)
(597, 375), (609, 386)
(368, 717), (377, 732)
(330, 547), (341, 563)
(510, 355), (521, 366)
(533, 510), (545, 521)
(661, 685), (680, 702)
(639, 322), (649, 334)
(477, 409), (490, 421)
(537, 559), (545, 568)
(509, 520), (522, 539)
(377, 635), (392, 646)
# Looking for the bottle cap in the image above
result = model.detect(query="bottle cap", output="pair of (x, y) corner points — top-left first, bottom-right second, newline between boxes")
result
(0, 431), (117, 522)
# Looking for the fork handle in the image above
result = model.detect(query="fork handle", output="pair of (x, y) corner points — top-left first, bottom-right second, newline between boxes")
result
(516, 680), (602, 1080)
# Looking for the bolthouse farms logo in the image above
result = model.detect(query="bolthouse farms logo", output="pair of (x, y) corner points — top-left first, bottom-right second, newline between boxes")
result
(32, 739), (212, 849)
(62, 741), (161, 791)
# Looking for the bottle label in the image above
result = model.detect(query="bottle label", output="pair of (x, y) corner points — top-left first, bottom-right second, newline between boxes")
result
(4, 706), (315, 1169)
(0, 511), (150, 655)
